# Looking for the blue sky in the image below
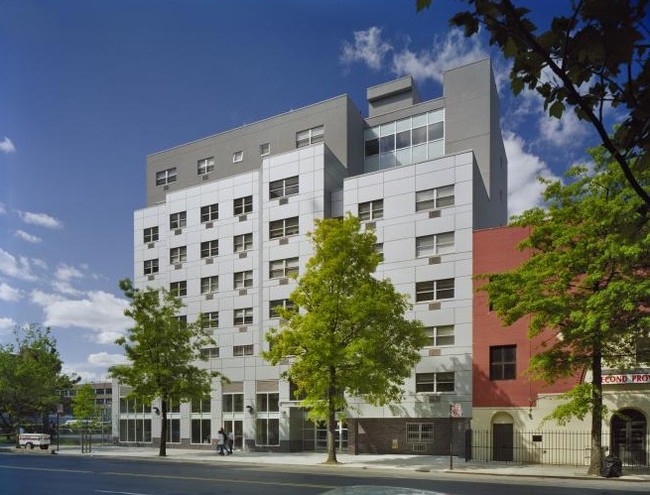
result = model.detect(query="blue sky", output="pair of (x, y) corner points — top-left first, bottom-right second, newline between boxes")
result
(0, 0), (601, 381)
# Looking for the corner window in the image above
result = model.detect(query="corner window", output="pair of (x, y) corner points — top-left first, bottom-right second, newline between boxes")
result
(490, 345), (516, 380)
(155, 168), (177, 186)
(296, 125), (324, 148)
(358, 200), (383, 221)
(197, 157), (215, 175)
(233, 151), (244, 163)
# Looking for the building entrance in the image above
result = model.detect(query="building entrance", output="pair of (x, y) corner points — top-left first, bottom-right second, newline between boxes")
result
(611, 409), (647, 466)
(222, 419), (243, 450)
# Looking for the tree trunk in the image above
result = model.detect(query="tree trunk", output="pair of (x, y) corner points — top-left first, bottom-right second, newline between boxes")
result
(159, 400), (167, 457)
(324, 370), (338, 464)
(587, 346), (603, 476)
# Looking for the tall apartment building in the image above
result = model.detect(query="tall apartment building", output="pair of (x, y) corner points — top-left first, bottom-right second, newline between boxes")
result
(114, 59), (508, 454)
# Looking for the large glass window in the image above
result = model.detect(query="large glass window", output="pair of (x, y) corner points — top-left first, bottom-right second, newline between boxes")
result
(490, 345), (516, 380)
(222, 393), (244, 413)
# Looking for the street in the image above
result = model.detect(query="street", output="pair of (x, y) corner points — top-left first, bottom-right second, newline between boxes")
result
(0, 453), (648, 495)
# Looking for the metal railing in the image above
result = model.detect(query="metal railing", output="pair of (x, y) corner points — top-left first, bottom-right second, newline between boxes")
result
(468, 429), (649, 467)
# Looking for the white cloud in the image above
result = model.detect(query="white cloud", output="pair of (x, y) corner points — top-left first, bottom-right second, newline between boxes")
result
(538, 109), (590, 148)
(51, 280), (84, 297)
(32, 290), (130, 344)
(88, 352), (127, 367)
(0, 282), (22, 302)
(340, 26), (392, 70)
(504, 131), (560, 217)
(17, 211), (63, 229)
(14, 230), (42, 244)
(0, 137), (16, 153)
(0, 317), (16, 333)
(0, 202), (6, 215)
(31, 258), (48, 270)
(391, 29), (488, 84)
(0, 246), (38, 281)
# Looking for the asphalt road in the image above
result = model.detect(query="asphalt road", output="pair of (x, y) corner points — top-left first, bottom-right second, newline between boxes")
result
(0, 452), (648, 495)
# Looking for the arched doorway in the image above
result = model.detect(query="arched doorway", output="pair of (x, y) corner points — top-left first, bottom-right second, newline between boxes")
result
(492, 412), (514, 461)
(611, 408), (647, 466)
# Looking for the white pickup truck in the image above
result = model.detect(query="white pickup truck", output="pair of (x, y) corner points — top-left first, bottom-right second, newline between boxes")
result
(18, 433), (51, 450)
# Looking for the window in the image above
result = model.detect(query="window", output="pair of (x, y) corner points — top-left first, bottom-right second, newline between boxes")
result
(375, 243), (384, 262)
(269, 176), (299, 199)
(197, 157), (215, 175)
(233, 233), (253, 253)
(201, 276), (219, 294)
(201, 311), (219, 329)
(406, 423), (434, 442)
(256, 418), (279, 446)
(143, 226), (159, 244)
(416, 372), (455, 393)
(170, 246), (187, 264)
(416, 279), (455, 302)
(269, 217), (299, 239)
(269, 299), (295, 318)
(200, 203), (219, 222)
(358, 200), (383, 221)
(296, 125), (324, 148)
(118, 399), (152, 443)
(222, 393), (244, 412)
(166, 419), (180, 443)
(234, 270), (253, 289)
(424, 325), (455, 346)
(233, 150), (243, 163)
(416, 232), (455, 257)
(175, 315), (187, 325)
(234, 308), (253, 326)
(269, 257), (299, 279)
(200, 347), (219, 359)
(260, 143), (270, 156)
(155, 167), (177, 186)
(256, 392), (279, 412)
(170, 211), (187, 230)
(233, 344), (254, 356)
(416, 185), (454, 211)
(201, 240), (219, 258)
(490, 345), (516, 380)
(234, 195), (253, 215)
(169, 281), (187, 297)
(143, 259), (159, 275)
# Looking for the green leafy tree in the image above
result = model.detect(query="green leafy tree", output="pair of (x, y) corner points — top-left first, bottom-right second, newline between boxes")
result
(480, 147), (649, 475)
(109, 279), (221, 456)
(264, 215), (427, 464)
(0, 325), (77, 445)
(71, 384), (98, 428)
(418, 0), (650, 208)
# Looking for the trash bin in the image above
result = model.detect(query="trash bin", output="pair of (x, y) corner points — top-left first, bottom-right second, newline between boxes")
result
(602, 455), (623, 478)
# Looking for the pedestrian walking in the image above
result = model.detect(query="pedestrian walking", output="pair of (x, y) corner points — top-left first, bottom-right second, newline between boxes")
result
(216, 428), (227, 456)
(227, 430), (234, 454)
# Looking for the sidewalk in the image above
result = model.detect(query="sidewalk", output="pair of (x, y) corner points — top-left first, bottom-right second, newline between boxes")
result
(6, 444), (649, 482)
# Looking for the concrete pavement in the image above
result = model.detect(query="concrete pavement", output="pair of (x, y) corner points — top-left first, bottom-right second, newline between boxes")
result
(5, 444), (649, 482)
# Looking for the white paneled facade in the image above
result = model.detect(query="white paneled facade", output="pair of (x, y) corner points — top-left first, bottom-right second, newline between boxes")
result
(116, 60), (507, 455)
